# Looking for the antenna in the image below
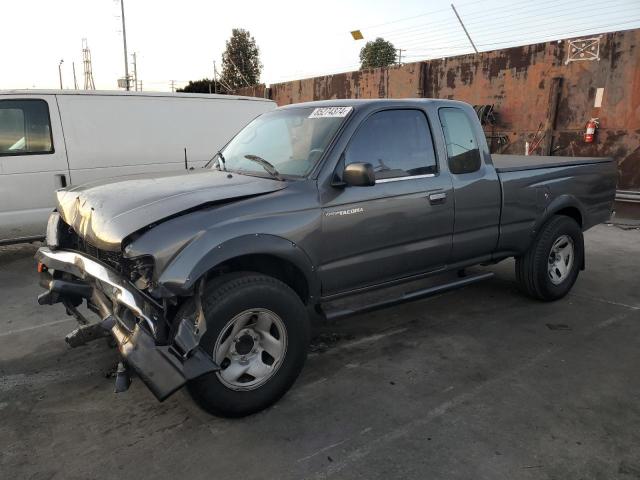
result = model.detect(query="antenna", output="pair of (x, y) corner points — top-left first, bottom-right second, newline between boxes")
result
(82, 39), (96, 89)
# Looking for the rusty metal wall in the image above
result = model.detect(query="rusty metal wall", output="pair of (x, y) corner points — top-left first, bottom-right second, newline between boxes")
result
(421, 31), (640, 190)
(237, 29), (640, 189)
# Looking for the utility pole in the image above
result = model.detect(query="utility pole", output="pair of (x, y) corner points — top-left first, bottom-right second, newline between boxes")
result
(131, 52), (138, 91)
(120, 0), (130, 90)
(58, 59), (64, 89)
(170, 80), (176, 92)
(82, 39), (96, 90)
(451, 3), (478, 54)
(72, 62), (78, 89)
(228, 56), (251, 87)
(71, 62), (78, 90)
(213, 61), (218, 94)
(397, 48), (406, 66)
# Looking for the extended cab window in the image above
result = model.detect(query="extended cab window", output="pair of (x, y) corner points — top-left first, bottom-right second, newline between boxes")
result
(438, 107), (481, 174)
(345, 109), (437, 180)
(0, 99), (53, 155)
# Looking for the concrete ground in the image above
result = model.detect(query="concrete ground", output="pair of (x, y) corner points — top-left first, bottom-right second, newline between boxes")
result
(0, 224), (639, 480)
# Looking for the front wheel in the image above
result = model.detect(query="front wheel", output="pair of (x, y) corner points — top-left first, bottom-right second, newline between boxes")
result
(183, 272), (310, 417)
(515, 215), (584, 301)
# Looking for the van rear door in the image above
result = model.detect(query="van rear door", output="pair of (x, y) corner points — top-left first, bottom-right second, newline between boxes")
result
(0, 95), (69, 242)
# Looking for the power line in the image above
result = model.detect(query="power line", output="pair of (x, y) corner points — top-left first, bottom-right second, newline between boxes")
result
(413, 16), (640, 51)
(390, 5), (638, 50)
(360, 0), (478, 31)
(370, 0), (564, 38)
(402, 18), (640, 60)
(370, 0), (633, 51)
(384, 0), (635, 47)
(465, 0), (634, 34)
(474, 18), (640, 48)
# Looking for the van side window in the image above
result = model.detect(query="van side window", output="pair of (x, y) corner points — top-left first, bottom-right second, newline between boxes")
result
(438, 107), (481, 174)
(345, 109), (437, 180)
(0, 100), (53, 155)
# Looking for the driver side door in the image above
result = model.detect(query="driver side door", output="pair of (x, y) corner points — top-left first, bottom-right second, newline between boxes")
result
(318, 108), (454, 297)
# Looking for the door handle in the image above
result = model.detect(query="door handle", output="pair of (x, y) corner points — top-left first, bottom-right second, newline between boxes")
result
(428, 192), (447, 205)
(55, 173), (67, 188)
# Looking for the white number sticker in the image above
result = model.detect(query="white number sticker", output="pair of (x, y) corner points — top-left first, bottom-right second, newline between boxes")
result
(308, 106), (353, 118)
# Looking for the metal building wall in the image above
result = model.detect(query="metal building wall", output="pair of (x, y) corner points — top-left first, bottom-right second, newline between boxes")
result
(239, 29), (640, 190)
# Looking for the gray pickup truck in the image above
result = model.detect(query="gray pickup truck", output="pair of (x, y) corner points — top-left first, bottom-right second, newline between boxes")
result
(36, 99), (617, 417)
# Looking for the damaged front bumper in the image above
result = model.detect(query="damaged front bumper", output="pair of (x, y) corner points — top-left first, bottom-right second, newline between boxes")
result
(35, 247), (218, 401)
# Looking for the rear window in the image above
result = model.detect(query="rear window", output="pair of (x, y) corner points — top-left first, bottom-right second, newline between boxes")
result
(438, 107), (481, 174)
(0, 99), (53, 155)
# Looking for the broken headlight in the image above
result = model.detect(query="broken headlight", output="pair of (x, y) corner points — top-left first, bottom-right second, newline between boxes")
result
(128, 256), (155, 290)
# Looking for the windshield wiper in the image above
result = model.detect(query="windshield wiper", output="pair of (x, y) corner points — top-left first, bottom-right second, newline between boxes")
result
(244, 155), (284, 181)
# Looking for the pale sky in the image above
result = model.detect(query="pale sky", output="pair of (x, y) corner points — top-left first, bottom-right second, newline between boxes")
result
(3, 0), (639, 92)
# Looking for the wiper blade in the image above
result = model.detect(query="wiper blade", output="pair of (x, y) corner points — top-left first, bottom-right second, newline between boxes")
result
(244, 154), (284, 181)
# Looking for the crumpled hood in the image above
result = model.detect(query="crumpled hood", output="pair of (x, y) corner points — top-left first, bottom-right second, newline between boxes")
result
(56, 169), (286, 250)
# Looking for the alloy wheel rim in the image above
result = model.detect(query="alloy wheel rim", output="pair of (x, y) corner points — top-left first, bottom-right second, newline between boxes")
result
(547, 234), (575, 285)
(213, 308), (288, 391)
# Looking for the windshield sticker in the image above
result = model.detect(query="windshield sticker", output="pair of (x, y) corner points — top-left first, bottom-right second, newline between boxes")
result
(308, 106), (353, 119)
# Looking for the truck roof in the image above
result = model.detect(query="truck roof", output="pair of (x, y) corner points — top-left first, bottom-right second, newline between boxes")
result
(0, 89), (274, 103)
(278, 98), (471, 110)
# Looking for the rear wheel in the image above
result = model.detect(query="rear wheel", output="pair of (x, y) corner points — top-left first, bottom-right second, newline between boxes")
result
(183, 272), (310, 417)
(515, 215), (583, 301)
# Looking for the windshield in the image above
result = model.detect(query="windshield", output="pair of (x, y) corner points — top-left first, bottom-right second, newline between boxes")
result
(214, 106), (351, 177)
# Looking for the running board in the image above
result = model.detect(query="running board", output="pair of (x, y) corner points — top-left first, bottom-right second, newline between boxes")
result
(324, 271), (494, 321)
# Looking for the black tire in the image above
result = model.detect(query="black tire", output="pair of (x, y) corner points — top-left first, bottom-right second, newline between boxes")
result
(515, 215), (584, 301)
(182, 272), (310, 417)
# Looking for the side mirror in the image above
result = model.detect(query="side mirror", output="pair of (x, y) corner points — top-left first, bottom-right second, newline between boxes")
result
(343, 162), (376, 187)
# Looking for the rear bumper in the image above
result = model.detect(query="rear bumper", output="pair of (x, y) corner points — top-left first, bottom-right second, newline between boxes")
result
(35, 247), (218, 401)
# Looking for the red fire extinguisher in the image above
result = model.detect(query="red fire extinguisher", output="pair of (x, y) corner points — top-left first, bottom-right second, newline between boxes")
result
(584, 118), (599, 143)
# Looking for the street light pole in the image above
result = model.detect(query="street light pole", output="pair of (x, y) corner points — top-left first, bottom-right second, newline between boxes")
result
(58, 59), (64, 89)
(120, 0), (130, 90)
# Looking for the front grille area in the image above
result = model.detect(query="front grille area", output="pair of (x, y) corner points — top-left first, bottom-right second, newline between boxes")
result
(59, 222), (130, 276)
(76, 239), (126, 273)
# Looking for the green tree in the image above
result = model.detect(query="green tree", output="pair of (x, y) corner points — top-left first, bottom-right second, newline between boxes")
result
(220, 29), (262, 91)
(359, 38), (397, 69)
(177, 78), (217, 94)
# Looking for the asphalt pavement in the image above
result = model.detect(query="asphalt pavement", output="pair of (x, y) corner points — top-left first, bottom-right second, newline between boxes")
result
(0, 224), (638, 480)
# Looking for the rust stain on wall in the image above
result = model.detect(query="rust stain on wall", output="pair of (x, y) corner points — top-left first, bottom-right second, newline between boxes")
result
(238, 29), (640, 189)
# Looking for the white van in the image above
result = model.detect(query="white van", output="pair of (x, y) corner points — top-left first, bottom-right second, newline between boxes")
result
(0, 90), (275, 244)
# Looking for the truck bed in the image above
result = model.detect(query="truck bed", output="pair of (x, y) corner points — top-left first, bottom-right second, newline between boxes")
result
(492, 154), (613, 172)
(494, 154), (617, 256)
